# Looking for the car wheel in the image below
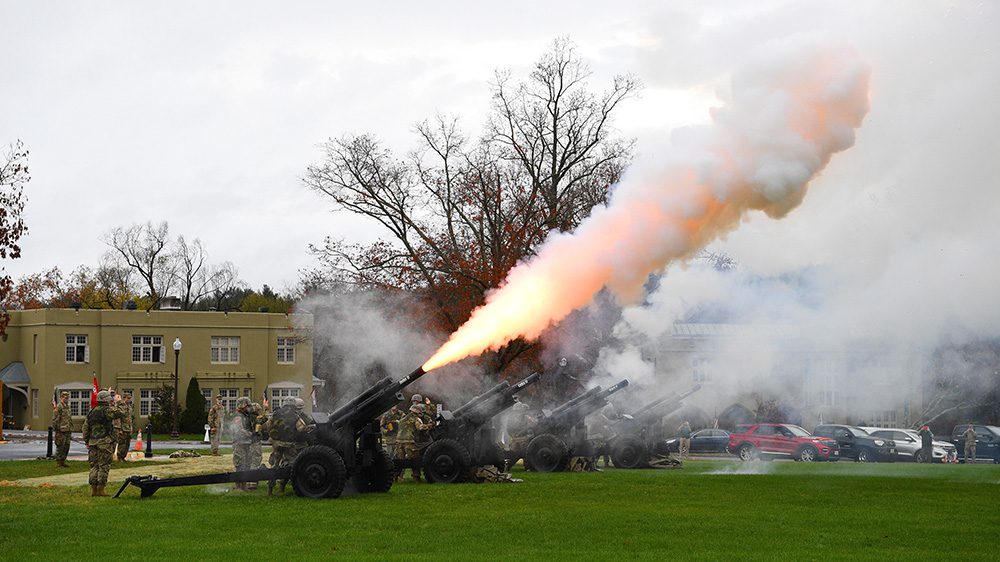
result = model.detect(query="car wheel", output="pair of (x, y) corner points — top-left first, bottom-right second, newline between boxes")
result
(736, 443), (758, 462)
(856, 448), (872, 463)
(914, 450), (926, 463)
(796, 446), (818, 462)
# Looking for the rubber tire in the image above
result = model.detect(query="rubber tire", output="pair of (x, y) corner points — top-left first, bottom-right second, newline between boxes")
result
(610, 436), (649, 469)
(796, 445), (818, 462)
(736, 443), (758, 462)
(353, 445), (395, 493)
(526, 434), (569, 473)
(856, 448), (872, 463)
(422, 439), (473, 484)
(291, 445), (347, 499)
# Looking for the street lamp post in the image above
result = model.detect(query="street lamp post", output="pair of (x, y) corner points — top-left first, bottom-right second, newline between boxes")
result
(171, 337), (182, 439)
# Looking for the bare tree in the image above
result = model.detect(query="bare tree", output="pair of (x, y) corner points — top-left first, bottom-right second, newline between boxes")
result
(304, 39), (640, 373)
(102, 221), (174, 309)
(171, 235), (241, 310)
(0, 140), (30, 335)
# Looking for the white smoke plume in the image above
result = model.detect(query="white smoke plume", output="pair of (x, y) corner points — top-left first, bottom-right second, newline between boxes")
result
(424, 39), (870, 371)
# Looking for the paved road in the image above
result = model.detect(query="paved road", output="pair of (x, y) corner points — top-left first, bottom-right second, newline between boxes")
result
(0, 430), (220, 461)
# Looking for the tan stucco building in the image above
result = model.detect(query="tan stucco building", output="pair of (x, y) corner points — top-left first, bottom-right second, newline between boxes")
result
(0, 308), (313, 431)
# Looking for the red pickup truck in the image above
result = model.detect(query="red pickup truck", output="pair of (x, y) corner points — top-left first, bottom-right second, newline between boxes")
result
(728, 423), (840, 462)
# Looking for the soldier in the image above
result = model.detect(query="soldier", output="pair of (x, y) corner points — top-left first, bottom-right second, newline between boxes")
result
(962, 423), (977, 464)
(589, 404), (617, 469)
(248, 402), (266, 485)
(268, 397), (315, 495)
(207, 395), (224, 456)
(395, 403), (431, 482)
(504, 402), (538, 470)
(81, 390), (124, 496)
(52, 391), (73, 468)
(380, 405), (402, 457)
(423, 395), (438, 422)
(115, 393), (134, 462)
(678, 420), (692, 459)
(918, 425), (934, 463)
(231, 397), (255, 491)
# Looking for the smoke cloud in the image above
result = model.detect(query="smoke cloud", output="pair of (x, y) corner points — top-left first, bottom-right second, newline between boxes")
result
(424, 39), (870, 371)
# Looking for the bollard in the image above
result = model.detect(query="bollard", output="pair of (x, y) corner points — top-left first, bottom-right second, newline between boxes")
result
(47, 426), (54, 458)
(144, 423), (153, 458)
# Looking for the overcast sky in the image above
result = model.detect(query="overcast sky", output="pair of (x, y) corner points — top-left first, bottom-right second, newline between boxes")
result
(2, 1), (997, 298)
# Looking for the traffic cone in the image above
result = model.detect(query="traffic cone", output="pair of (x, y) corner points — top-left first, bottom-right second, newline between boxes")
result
(134, 429), (144, 451)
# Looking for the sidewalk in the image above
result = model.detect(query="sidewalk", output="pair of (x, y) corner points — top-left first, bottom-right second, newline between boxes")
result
(0, 429), (242, 461)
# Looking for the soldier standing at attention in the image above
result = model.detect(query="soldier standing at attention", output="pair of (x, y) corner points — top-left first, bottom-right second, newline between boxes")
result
(116, 393), (134, 462)
(396, 403), (431, 482)
(81, 390), (124, 497)
(52, 391), (73, 468)
(107, 389), (123, 460)
(380, 405), (402, 457)
(231, 397), (254, 490)
(918, 425), (934, 463)
(962, 423), (977, 464)
(207, 395), (224, 456)
(678, 420), (692, 459)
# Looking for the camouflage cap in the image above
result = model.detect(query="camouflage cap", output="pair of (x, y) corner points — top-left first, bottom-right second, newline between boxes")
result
(292, 397), (305, 409)
(409, 403), (424, 413)
(96, 390), (112, 403)
(236, 396), (251, 409)
(410, 393), (423, 403)
(60, 391), (70, 397)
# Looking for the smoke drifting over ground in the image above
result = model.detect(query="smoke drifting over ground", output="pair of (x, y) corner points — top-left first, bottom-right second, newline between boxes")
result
(297, 291), (484, 408)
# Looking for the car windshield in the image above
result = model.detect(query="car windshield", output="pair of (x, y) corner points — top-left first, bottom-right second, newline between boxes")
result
(786, 425), (811, 437)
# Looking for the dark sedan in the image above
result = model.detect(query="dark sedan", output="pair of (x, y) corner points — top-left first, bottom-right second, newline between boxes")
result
(664, 429), (731, 453)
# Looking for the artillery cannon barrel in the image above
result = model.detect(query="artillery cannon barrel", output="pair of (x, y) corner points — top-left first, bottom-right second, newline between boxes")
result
(452, 381), (510, 418)
(508, 372), (540, 394)
(327, 377), (394, 423)
(629, 384), (701, 419)
(551, 387), (602, 416)
(330, 367), (428, 431)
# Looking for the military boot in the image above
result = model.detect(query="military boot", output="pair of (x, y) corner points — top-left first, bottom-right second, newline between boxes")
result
(96, 485), (108, 497)
(90, 485), (99, 497)
(56, 460), (68, 468)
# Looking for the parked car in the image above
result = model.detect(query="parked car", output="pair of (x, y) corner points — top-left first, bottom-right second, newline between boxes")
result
(728, 423), (840, 462)
(812, 424), (897, 463)
(949, 424), (1000, 464)
(664, 429), (731, 454)
(865, 428), (957, 463)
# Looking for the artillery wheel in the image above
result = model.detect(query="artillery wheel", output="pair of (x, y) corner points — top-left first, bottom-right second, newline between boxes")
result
(353, 445), (395, 493)
(423, 439), (473, 484)
(611, 436), (649, 469)
(526, 434), (569, 473)
(291, 445), (347, 499)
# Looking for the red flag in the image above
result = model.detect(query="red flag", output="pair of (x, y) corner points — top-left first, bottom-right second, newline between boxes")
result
(90, 373), (99, 408)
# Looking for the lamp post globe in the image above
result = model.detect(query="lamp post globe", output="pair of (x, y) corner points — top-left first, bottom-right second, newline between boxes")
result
(171, 338), (182, 439)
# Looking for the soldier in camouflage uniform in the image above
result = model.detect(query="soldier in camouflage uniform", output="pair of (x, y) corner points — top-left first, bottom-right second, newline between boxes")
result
(380, 405), (402, 457)
(962, 423), (977, 463)
(52, 391), (73, 467)
(395, 403), (431, 482)
(115, 393), (134, 461)
(231, 397), (255, 490)
(207, 395), (224, 455)
(81, 390), (124, 496)
(268, 397), (315, 495)
(503, 402), (537, 470)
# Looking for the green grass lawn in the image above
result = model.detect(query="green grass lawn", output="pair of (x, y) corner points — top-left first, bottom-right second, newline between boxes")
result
(2, 460), (998, 561)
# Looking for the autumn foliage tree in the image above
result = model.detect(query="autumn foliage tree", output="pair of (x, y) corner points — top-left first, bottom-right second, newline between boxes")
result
(304, 39), (639, 373)
(0, 140), (30, 336)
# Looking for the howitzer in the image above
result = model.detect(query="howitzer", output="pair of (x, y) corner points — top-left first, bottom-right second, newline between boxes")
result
(519, 379), (629, 473)
(400, 372), (540, 483)
(117, 367), (430, 499)
(607, 384), (701, 469)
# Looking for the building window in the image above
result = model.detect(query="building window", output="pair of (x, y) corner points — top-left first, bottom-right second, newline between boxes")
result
(270, 387), (301, 408)
(277, 337), (295, 364)
(243, 388), (252, 399)
(33, 334), (38, 364)
(870, 410), (897, 428)
(67, 390), (92, 417)
(211, 336), (240, 364)
(132, 335), (164, 363)
(65, 335), (89, 363)
(139, 389), (160, 417)
(31, 389), (39, 417)
(692, 357), (712, 383)
(201, 388), (213, 402)
(219, 388), (239, 412)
